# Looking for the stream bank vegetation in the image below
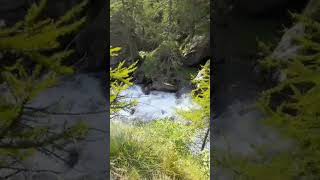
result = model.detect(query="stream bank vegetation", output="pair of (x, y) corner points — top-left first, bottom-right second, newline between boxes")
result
(110, 0), (210, 179)
(218, 6), (320, 179)
(258, 12), (320, 179)
(110, 49), (210, 180)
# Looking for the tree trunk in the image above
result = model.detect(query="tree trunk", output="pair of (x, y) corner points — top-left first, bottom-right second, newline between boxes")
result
(201, 127), (210, 151)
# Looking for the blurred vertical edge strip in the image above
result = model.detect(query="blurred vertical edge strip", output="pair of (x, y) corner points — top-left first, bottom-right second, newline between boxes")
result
(106, 0), (111, 179)
(210, 0), (215, 179)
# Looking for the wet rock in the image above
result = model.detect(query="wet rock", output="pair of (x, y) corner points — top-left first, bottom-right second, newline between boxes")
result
(142, 83), (152, 95)
(176, 86), (192, 98)
(151, 81), (178, 92)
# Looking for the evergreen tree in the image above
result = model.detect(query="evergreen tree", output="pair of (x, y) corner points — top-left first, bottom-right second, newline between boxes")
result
(177, 61), (210, 129)
(111, 0), (209, 51)
(258, 14), (320, 179)
(0, 0), (88, 178)
(226, 13), (320, 179)
(111, 0), (209, 92)
(110, 1), (210, 178)
(110, 47), (137, 118)
(177, 60), (210, 151)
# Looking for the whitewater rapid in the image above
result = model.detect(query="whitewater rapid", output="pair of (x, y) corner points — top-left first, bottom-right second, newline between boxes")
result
(115, 84), (210, 154)
(116, 85), (195, 122)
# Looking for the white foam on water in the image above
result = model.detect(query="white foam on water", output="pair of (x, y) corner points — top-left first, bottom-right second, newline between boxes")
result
(116, 85), (195, 122)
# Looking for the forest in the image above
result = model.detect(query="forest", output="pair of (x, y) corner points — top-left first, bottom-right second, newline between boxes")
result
(110, 0), (210, 179)
(0, 0), (320, 179)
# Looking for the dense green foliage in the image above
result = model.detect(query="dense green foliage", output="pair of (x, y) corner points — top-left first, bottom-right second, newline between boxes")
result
(111, 120), (209, 179)
(139, 40), (183, 84)
(224, 12), (320, 179)
(111, 0), (209, 47)
(111, 0), (209, 90)
(110, 60), (210, 179)
(110, 47), (138, 117)
(110, 0), (210, 179)
(178, 61), (210, 129)
(0, 0), (88, 177)
(259, 14), (320, 179)
(109, 53), (210, 179)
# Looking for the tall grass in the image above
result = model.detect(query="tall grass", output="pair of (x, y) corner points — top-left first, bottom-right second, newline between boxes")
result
(110, 120), (209, 179)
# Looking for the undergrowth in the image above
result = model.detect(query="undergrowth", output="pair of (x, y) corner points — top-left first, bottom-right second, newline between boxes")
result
(230, 12), (320, 180)
(110, 120), (209, 180)
(216, 9), (320, 180)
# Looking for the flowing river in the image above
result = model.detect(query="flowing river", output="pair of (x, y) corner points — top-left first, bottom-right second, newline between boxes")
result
(116, 85), (196, 123)
(114, 84), (209, 153)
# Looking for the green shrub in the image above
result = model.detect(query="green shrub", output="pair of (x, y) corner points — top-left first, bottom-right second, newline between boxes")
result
(0, 0), (88, 177)
(237, 13), (320, 179)
(177, 61), (210, 129)
(110, 120), (209, 179)
(140, 40), (183, 80)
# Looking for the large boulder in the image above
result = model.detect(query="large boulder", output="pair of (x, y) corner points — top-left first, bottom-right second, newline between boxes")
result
(266, 0), (320, 82)
(150, 80), (178, 92)
(182, 35), (210, 67)
(262, 23), (303, 82)
(270, 0), (320, 62)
